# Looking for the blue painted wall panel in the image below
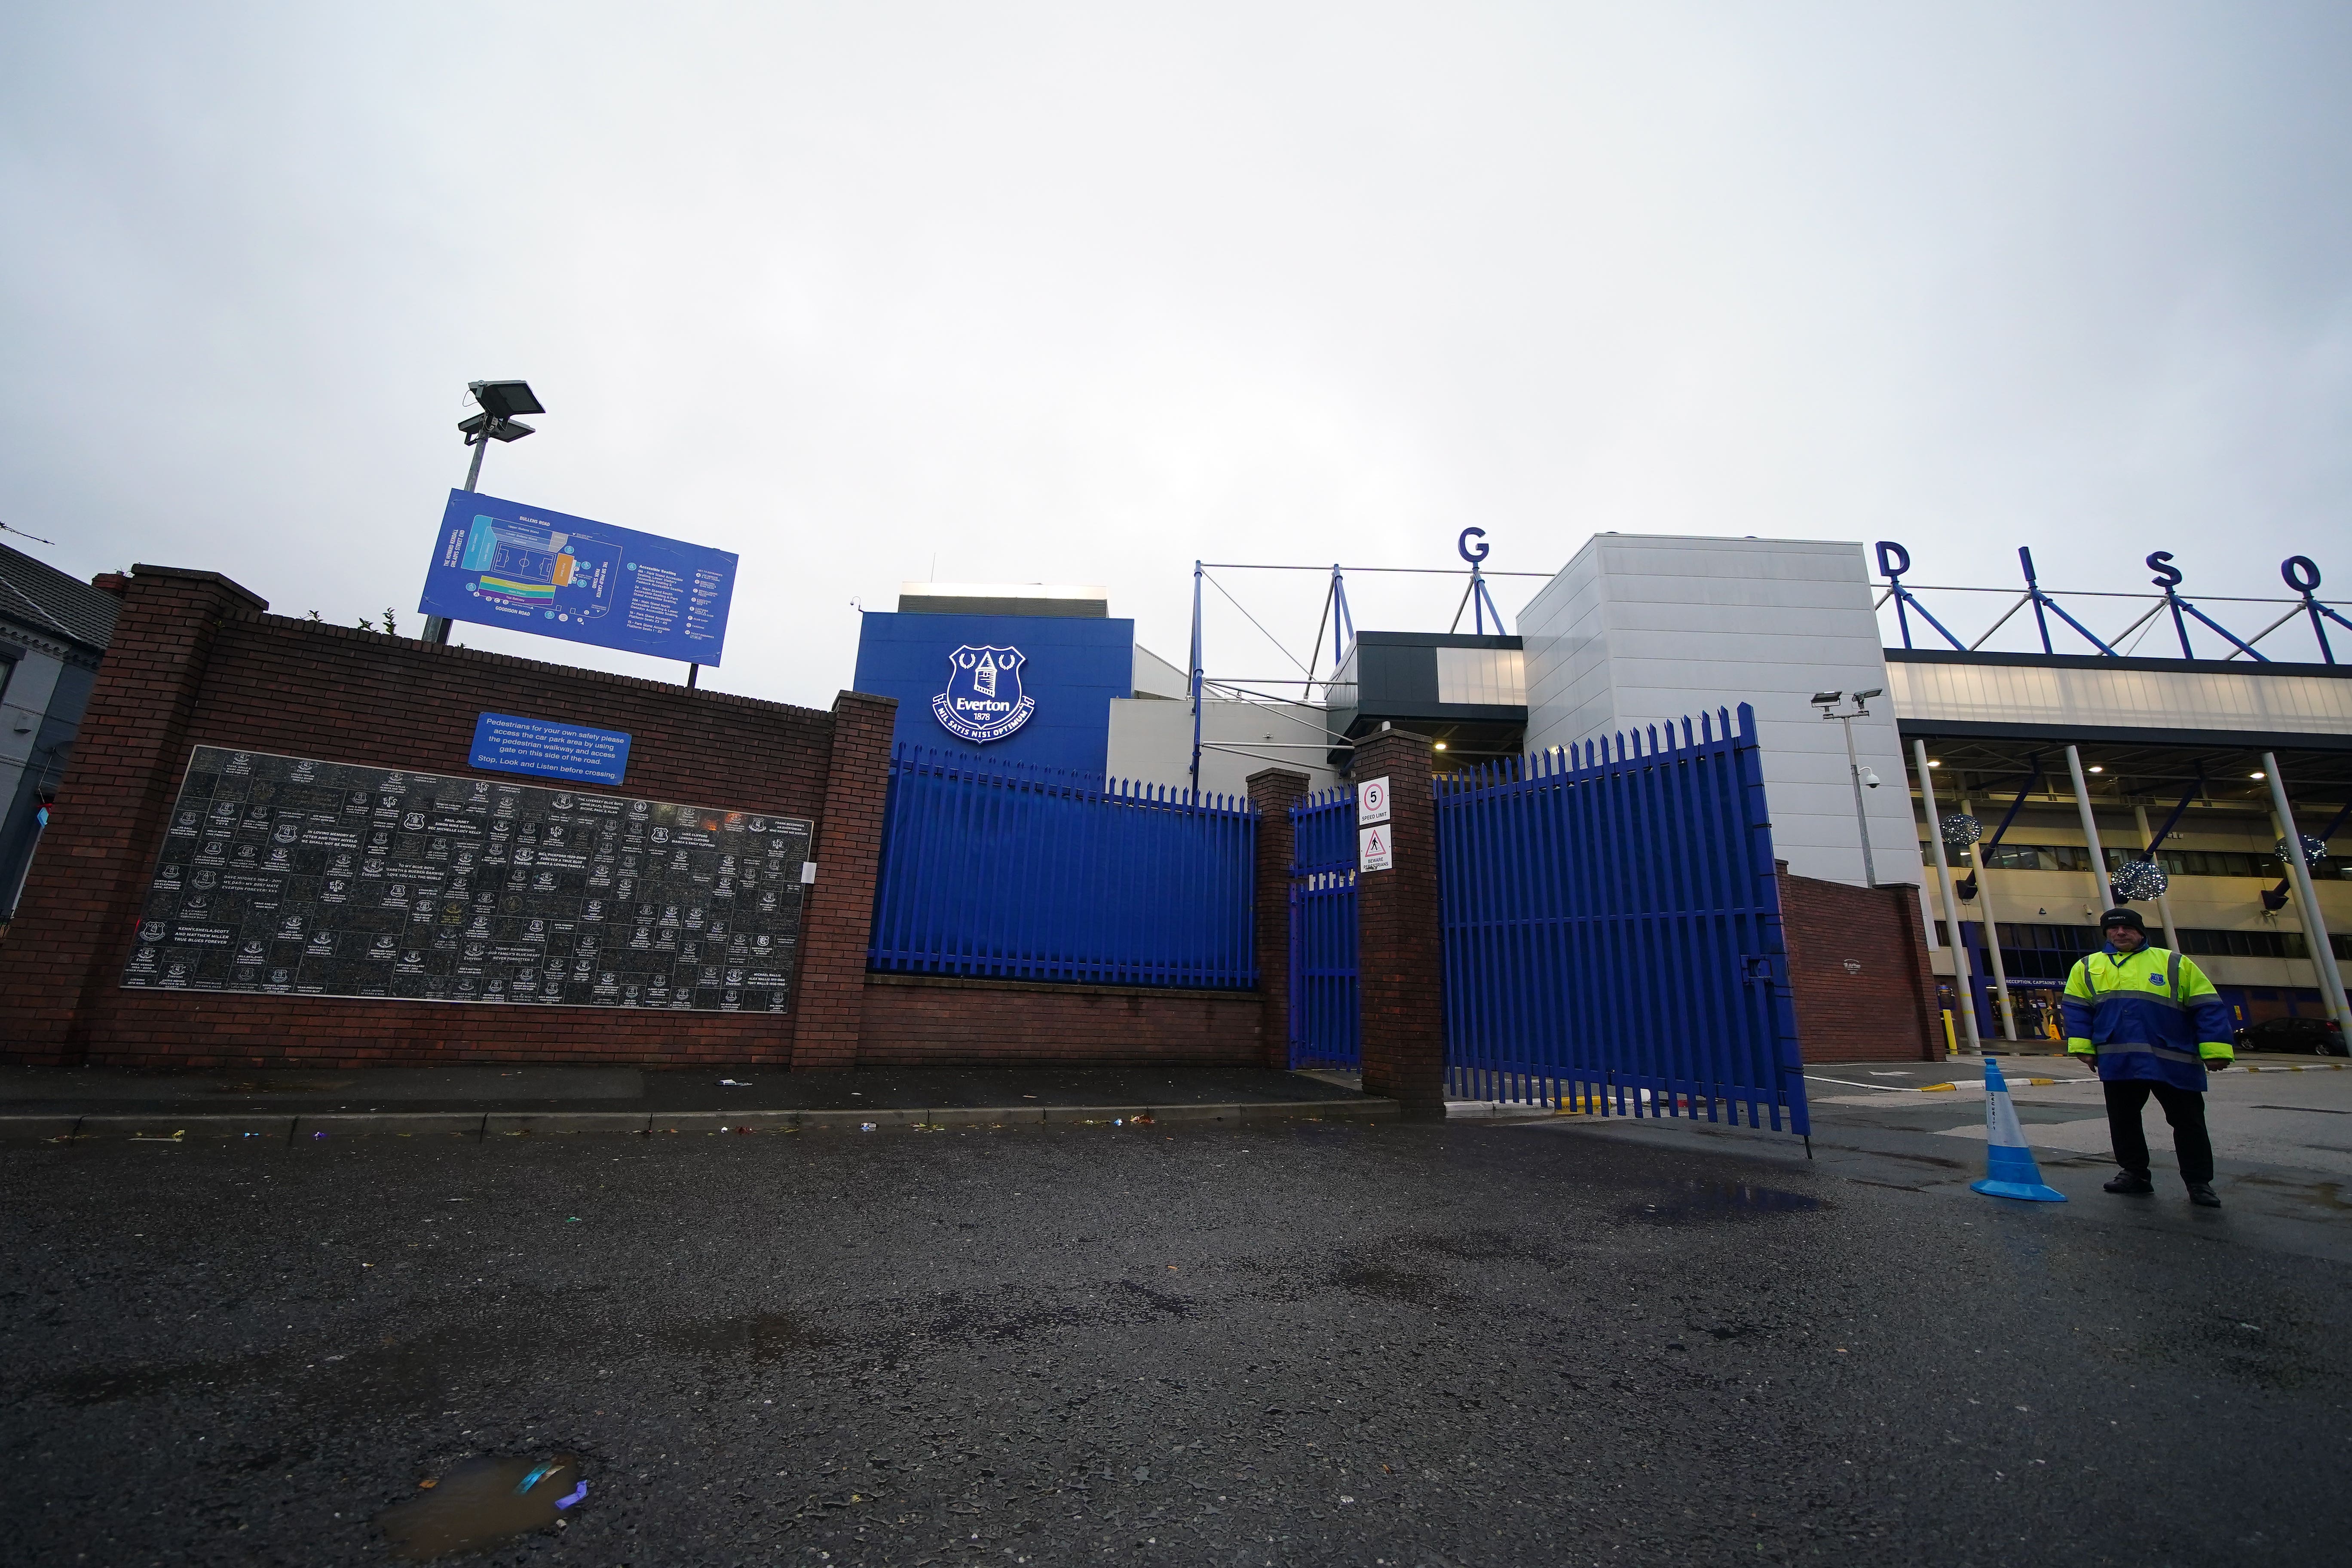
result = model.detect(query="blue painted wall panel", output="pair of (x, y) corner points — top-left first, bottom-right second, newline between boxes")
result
(851, 612), (1134, 776)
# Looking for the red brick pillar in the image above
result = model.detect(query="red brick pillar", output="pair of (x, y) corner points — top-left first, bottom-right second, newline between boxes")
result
(1889, 883), (1942, 1060)
(1246, 767), (1310, 1070)
(1352, 728), (1445, 1114)
(0, 566), (267, 1064)
(788, 691), (898, 1070)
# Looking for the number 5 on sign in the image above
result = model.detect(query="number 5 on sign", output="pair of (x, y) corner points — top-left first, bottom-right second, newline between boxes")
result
(1357, 776), (1391, 824)
(1359, 823), (1393, 873)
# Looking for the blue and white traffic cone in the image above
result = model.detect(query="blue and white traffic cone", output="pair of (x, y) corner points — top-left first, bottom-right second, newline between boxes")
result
(1969, 1059), (2067, 1203)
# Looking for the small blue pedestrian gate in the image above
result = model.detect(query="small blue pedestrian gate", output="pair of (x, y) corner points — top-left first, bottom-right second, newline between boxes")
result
(1434, 704), (1808, 1134)
(1287, 785), (1359, 1069)
(870, 745), (1257, 988)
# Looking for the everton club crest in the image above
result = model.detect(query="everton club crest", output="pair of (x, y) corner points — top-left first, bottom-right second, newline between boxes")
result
(933, 645), (1035, 744)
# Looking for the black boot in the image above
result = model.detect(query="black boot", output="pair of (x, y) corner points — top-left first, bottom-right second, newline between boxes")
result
(2104, 1170), (2154, 1194)
(2187, 1182), (2221, 1208)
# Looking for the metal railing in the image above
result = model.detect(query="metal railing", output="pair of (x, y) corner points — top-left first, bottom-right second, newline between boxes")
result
(869, 745), (1258, 989)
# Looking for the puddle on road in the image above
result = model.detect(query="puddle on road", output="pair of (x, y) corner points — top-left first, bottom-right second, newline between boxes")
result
(2236, 1174), (2352, 1212)
(376, 1454), (585, 1560)
(671, 1309), (838, 1365)
(1624, 1180), (1823, 1224)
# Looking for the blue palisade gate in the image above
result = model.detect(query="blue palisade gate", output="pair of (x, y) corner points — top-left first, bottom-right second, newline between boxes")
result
(1432, 703), (1809, 1132)
(1287, 785), (1360, 1069)
(869, 745), (1258, 989)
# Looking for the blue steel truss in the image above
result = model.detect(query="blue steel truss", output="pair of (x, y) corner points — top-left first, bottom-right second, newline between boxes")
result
(1434, 704), (1810, 1133)
(1287, 786), (1360, 1069)
(870, 745), (1258, 989)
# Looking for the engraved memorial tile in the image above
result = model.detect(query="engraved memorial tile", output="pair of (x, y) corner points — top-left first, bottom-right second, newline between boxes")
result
(122, 746), (808, 1014)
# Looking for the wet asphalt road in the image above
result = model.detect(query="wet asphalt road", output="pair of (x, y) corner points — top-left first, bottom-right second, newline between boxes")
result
(4, 1112), (2349, 1567)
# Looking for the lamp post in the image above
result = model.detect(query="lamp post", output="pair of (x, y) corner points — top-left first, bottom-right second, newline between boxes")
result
(422, 379), (543, 647)
(1810, 688), (1886, 887)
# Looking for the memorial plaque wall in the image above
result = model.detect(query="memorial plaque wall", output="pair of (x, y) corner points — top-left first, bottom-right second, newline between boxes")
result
(122, 747), (812, 1013)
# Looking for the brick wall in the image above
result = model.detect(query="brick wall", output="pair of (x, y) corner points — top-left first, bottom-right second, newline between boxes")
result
(1353, 731), (1446, 1112)
(3, 569), (259, 1063)
(858, 973), (1262, 1067)
(0, 564), (885, 1069)
(1776, 863), (1942, 1062)
(790, 693), (899, 1070)
(1245, 768), (1310, 1069)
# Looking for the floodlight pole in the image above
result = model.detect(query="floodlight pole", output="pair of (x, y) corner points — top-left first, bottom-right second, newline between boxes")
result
(423, 417), (493, 647)
(420, 437), (482, 648)
(1188, 560), (1204, 804)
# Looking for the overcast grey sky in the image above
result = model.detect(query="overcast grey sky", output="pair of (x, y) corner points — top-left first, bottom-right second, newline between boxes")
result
(4, 3), (2349, 700)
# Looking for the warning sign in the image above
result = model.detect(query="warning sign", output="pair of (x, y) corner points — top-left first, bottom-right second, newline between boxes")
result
(1357, 775), (1391, 825)
(1359, 823), (1393, 873)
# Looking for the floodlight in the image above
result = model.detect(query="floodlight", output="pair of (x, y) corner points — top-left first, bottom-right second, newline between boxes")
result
(469, 379), (545, 418)
(1855, 688), (1883, 701)
(1810, 691), (1842, 705)
(458, 410), (536, 443)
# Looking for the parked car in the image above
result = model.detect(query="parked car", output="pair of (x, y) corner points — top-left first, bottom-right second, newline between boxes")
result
(2233, 1016), (2349, 1057)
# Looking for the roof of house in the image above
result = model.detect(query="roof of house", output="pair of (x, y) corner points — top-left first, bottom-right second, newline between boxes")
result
(0, 539), (121, 653)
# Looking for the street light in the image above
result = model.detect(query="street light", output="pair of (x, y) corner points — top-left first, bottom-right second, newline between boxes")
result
(424, 379), (544, 646)
(1812, 688), (1886, 885)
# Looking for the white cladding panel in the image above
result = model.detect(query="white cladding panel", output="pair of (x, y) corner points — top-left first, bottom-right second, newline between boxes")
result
(1130, 643), (1191, 700)
(1106, 696), (1342, 799)
(1886, 659), (2352, 736)
(1522, 534), (1920, 888)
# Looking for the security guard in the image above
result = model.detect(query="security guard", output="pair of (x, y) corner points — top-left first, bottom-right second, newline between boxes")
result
(2063, 907), (2233, 1208)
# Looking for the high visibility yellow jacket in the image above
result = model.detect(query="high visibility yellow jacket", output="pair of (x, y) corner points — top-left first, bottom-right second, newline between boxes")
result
(2062, 944), (2235, 1091)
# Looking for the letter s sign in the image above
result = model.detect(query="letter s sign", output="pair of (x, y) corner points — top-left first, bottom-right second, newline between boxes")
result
(2146, 551), (2183, 589)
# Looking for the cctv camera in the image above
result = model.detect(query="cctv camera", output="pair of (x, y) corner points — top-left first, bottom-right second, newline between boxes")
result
(1859, 769), (1882, 788)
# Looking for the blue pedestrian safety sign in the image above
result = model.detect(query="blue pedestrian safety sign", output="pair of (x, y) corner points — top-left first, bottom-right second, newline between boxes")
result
(469, 713), (632, 786)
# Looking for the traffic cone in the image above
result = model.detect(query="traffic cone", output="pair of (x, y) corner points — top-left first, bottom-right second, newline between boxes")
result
(1969, 1058), (2067, 1202)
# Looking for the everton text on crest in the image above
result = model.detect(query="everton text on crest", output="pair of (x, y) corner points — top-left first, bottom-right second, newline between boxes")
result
(933, 646), (1036, 744)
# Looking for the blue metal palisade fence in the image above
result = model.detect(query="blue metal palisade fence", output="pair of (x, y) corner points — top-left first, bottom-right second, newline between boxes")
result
(869, 745), (1258, 988)
(1434, 704), (1809, 1134)
(1287, 785), (1360, 1069)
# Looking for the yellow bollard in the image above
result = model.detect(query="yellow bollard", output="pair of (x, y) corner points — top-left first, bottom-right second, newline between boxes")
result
(1942, 1009), (1958, 1057)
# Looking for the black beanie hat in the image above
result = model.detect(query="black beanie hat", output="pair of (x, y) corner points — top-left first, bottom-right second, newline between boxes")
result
(2100, 907), (2145, 934)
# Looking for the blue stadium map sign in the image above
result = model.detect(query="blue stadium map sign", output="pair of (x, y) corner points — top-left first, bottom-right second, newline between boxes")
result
(417, 489), (738, 666)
